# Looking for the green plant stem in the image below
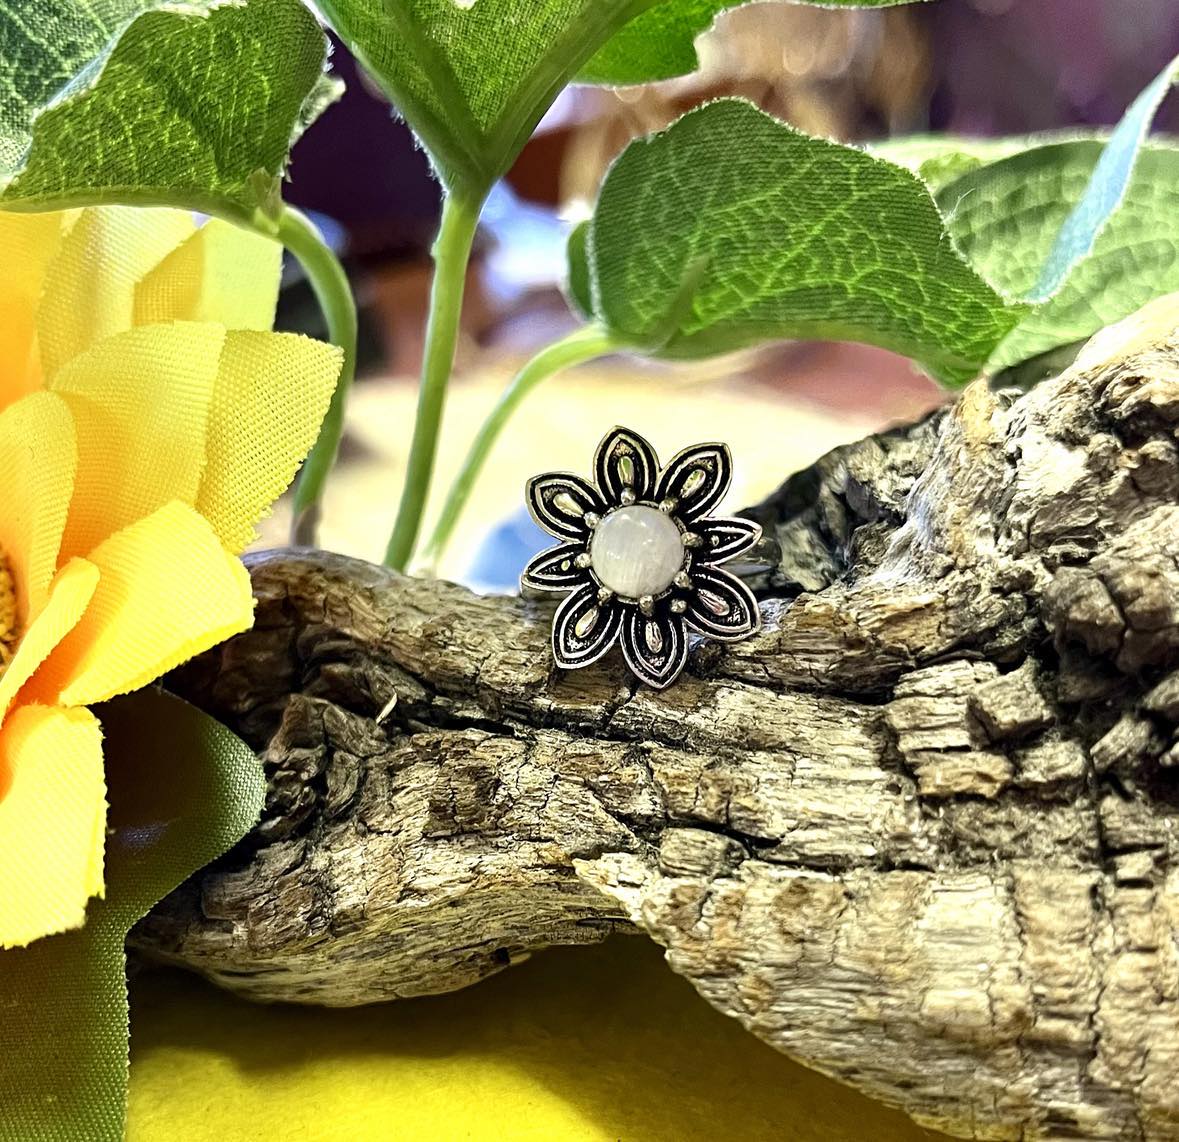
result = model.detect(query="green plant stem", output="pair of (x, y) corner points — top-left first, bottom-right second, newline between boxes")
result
(384, 190), (482, 570)
(275, 205), (359, 546)
(420, 323), (621, 569)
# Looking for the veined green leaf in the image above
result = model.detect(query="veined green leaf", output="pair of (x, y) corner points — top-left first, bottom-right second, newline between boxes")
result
(0, 689), (265, 1142)
(579, 99), (1026, 387)
(0, 0), (337, 223)
(317, 0), (928, 198)
(315, 0), (652, 195)
(871, 132), (1087, 193)
(938, 139), (1179, 370)
(580, 0), (932, 88)
(1029, 53), (1179, 301)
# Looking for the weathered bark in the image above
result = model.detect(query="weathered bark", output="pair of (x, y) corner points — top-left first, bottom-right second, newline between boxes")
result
(135, 302), (1179, 1141)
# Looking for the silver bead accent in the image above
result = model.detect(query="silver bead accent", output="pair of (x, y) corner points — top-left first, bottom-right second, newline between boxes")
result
(682, 532), (702, 548)
(574, 552), (592, 569)
(670, 598), (687, 614)
(673, 570), (692, 589)
(658, 497), (677, 513)
(583, 512), (601, 529)
(597, 586), (614, 604)
(619, 488), (637, 506)
(639, 594), (655, 616)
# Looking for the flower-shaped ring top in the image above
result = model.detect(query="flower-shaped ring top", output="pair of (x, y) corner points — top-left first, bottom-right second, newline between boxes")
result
(521, 427), (762, 688)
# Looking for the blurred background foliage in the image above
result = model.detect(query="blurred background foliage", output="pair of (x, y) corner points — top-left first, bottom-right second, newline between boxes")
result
(265, 0), (1179, 582)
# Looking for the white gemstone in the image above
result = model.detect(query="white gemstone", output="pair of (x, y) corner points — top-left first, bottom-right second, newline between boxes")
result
(589, 505), (683, 599)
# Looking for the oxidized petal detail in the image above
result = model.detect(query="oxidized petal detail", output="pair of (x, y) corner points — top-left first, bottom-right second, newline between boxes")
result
(521, 543), (589, 592)
(552, 582), (623, 669)
(620, 607), (688, 690)
(684, 566), (760, 641)
(523, 427), (761, 689)
(526, 472), (605, 540)
(655, 443), (731, 521)
(697, 516), (762, 564)
(594, 426), (659, 503)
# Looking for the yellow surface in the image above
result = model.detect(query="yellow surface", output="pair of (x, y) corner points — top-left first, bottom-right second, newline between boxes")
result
(128, 937), (946, 1142)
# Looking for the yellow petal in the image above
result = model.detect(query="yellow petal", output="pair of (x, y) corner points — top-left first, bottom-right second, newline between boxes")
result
(0, 559), (98, 723)
(0, 212), (70, 408)
(0, 391), (77, 620)
(197, 331), (343, 552)
(0, 210), (70, 302)
(134, 218), (282, 331)
(36, 206), (194, 382)
(0, 293), (40, 409)
(0, 704), (106, 949)
(50, 323), (226, 562)
(29, 501), (253, 709)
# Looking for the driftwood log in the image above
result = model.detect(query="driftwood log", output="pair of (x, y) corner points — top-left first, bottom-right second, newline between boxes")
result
(135, 302), (1179, 1141)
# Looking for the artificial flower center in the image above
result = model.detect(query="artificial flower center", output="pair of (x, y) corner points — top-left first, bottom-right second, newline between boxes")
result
(590, 505), (683, 599)
(0, 551), (18, 673)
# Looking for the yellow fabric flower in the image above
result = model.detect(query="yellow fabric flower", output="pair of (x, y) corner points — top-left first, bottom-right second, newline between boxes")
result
(0, 207), (343, 949)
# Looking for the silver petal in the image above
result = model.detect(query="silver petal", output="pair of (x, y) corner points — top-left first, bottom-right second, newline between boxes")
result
(552, 583), (623, 669)
(520, 543), (589, 593)
(620, 608), (689, 689)
(684, 566), (760, 641)
(655, 443), (732, 522)
(698, 517), (762, 564)
(594, 427), (659, 504)
(526, 472), (606, 541)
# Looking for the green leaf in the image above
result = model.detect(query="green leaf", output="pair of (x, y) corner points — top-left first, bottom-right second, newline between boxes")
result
(579, 0), (932, 88)
(1029, 53), (1179, 301)
(315, 0), (644, 195)
(0, 690), (265, 1142)
(0, 0), (337, 223)
(938, 139), (1179, 370)
(317, 0), (934, 195)
(870, 132), (1080, 193)
(579, 99), (1026, 387)
(565, 220), (595, 319)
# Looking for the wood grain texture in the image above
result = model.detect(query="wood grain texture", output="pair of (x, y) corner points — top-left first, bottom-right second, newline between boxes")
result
(135, 301), (1179, 1140)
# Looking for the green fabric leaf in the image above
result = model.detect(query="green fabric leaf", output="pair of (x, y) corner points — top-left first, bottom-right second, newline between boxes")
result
(315, 0), (648, 194)
(0, 0), (337, 223)
(579, 0), (932, 88)
(579, 99), (1026, 387)
(870, 132), (1082, 193)
(938, 139), (1179, 371)
(1029, 53), (1179, 301)
(316, 0), (932, 195)
(0, 689), (265, 1142)
(565, 220), (594, 320)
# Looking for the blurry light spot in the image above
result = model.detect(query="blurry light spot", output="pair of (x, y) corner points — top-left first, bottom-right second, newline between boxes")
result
(782, 38), (817, 77)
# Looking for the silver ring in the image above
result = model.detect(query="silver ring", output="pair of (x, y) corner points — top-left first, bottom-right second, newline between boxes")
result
(520, 427), (766, 689)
